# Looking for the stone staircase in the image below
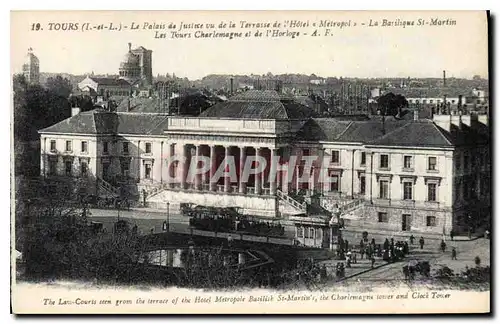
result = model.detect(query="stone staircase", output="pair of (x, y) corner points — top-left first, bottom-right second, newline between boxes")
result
(320, 197), (365, 224)
(277, 189), (307, 214)
(97, 177), (120, 198)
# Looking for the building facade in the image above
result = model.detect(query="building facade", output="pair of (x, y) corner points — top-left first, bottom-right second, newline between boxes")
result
(77, 76), (132, 102)
(39, 90), (490, 236)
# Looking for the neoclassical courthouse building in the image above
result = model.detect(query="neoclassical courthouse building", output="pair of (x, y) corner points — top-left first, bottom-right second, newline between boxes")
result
(39, 90), (490, 235)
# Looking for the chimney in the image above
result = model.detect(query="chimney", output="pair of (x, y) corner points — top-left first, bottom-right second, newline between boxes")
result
(433, 114), (452, 132)
(443, 70), (446, 87)
(230, 77), (234, 95)
(71, 107), (81, 116)
(128, 42), (132, 52)
(478, 114), (489, 126)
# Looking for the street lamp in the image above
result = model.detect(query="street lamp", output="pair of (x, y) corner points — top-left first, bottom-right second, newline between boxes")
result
(167, 202), (170, 232)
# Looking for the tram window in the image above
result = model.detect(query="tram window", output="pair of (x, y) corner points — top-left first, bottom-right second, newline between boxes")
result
(297, 227), (304, 238)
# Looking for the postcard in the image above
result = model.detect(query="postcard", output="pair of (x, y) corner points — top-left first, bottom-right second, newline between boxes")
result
(10, 10), (490, 314)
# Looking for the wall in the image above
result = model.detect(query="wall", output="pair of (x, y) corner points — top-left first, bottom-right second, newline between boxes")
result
(148, 189), (278, 218)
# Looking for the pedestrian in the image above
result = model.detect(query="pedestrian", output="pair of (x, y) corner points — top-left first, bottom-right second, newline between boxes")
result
(419, 236), (425, 249)
(360, 246), (365, 260)
(440, 239), (446, 252)
(371, 238), (376, 248)
(403, 265), (409, 281)
(450, 229), (454, 241)
(359, 239), (365, 249)
(371, 256), (376, 268)
(344, 239), (349, 252)
(451, 247), (457, 260)
(383, 238), (390, 251)
(410, 234), (415, 245)
(403, 241), (409, 255)
(142, 189), (147, 207)
(353, 251), (357, 264)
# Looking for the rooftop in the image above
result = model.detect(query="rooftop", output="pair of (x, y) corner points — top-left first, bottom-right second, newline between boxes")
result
(84, 77), (132, 87)
(199, 90), (316, 120)
(39, 109), (169, 135)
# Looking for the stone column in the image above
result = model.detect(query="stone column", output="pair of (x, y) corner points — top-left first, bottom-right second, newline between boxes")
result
(255, 147), (262, 195)
(239, 146), (246, 194)
(210, 145), (216, 191)
(281, 147), (290, 194)
(180, 144), (187, 189)
(270, 148), (278, 195)
(195, 144), (201, 190)
(169, 144), (175, 188)
(224, 146), (231, 193)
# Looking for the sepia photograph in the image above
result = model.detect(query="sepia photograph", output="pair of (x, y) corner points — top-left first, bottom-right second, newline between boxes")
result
(10, 10), (491, 314)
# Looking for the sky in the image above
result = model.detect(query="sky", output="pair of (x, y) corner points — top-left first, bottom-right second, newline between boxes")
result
(10, 10), (489, 80)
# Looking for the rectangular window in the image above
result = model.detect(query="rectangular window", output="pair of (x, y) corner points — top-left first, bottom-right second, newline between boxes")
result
(145, 164), (152, 179)
(359, 176), (366, 194)
(81, 161), (88, 176)
(121, 161), (130, 177)
(379, 180), (389, 199)
(378, 212), (388, 223)
(65, 140), (72, 152)
(81, 141), (88, 153)
(403, 182), (413, 200)
(297, 226), (304, 238)
(65, 160), (72, 176)
(455, 154), (461, 171)
(427, 183), (437, 202)
(428, 157), (437, 171)
(403, 155), (413, 169)
(331, 150), (340, 164)
(145, 142), (152, 154)
(426, 216), (436, 227)
(360, 152), (366, 166)
(103, 142), (109, 154)
(48, 160), (57, 176)
(50, 140), (56, 152)
(329, 172), (339, 192)
(123, 142), (129, 154)
(309, 228), (315, 239)
(304, 227), (310, 239)
(380, 154), (389, 169)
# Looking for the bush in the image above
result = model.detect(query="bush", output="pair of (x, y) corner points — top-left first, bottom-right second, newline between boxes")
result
(475, 256), (481, 266)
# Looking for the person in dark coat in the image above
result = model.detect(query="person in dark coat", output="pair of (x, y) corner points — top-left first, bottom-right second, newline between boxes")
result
(410, 234), (415, 245)
(419, 236), (425, 249)
(450, 230), (455, 241)
(451, 247), (457, 260)
(440, 240), (446, 252)
(371, 238), (376, 247)
(383, 238), (390, 251)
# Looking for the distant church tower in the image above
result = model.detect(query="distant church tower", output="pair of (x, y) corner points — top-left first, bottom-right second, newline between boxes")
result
(118, 43), (153, 86)
(22, 48), (40, 84)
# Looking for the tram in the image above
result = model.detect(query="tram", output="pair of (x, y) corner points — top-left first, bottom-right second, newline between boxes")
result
(187, 205), (285, 237)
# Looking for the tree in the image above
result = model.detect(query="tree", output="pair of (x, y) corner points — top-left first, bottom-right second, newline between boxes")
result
(46, 75), (73, 99)
(376, 92), (409, 117)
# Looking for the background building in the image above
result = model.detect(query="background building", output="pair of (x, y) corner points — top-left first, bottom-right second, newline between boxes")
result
(118, 43), (153, 86)
(22, 48), (40, 85)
